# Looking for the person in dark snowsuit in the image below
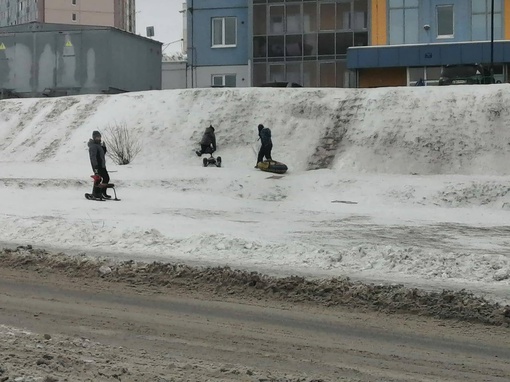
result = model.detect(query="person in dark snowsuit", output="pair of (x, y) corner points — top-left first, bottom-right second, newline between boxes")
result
(256, 124), (272, 167)
(196, 125), (217, 156)
(88, 130), (111, 199)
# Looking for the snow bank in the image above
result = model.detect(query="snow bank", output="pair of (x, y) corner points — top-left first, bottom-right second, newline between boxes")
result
(1, 85), (510, 174)
(1, 86), (510, 303)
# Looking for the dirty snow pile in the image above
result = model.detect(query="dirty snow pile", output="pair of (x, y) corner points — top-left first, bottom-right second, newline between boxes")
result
(0, 85), (509, 303)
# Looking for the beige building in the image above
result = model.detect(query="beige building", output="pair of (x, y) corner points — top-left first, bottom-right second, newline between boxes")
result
(0, 0), (135, 32)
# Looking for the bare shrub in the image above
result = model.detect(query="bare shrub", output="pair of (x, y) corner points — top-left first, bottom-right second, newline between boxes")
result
(102, 122), (142, 165)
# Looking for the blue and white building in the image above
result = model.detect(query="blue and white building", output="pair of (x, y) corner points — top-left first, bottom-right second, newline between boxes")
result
(185, 0), (369, 88)
(186, 0), (250, 88)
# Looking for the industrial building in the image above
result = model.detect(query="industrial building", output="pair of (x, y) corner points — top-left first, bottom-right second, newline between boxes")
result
(0, 22), (162, 98)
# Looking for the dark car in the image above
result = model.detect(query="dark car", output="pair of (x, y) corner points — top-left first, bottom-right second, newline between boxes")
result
(438, 64), (494, 86)
(258, 82), (303, 88)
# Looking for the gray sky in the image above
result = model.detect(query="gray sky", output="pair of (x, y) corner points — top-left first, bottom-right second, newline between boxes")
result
(136, 0), (185, 53)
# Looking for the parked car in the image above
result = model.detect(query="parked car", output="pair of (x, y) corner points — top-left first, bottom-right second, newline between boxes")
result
(258, 82), (303, 88)
(438, 64), (494, 86)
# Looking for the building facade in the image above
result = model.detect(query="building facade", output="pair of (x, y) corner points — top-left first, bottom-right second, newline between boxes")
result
(348, 0), (510, 87)
(0, 0), (136, 32)
(251, 0), (368, 87)
(185, 0), (369, 88)
(186, 0), (250, 88)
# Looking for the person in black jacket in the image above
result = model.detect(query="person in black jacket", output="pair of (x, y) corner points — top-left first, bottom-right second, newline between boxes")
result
(88, 130), (111, 199)
(256, 124), (272, 167)
(196, 125), (217, 156)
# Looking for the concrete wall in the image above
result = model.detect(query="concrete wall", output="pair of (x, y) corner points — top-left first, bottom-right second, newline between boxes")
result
(0, 24), (161, 96)
(162, 61), (188, 89)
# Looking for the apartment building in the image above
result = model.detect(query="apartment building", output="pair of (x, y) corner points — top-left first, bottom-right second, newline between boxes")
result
(348, 0), (510, 87)
(251, 0), (368, 87)
(185, 0), (369, 88)
(186, 0), (250, 88)
(0, 22), (161, 98)
(0, 0), (136, 32)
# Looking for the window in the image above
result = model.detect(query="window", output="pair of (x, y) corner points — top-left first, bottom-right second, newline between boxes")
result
(319, 62), (335, 87)
(286, 63), (301, 84)
(253, 36), (267, 58)
(72, 0), (77, 5)
(269, 6), (284, 34)
(408, 66), (442, 86)
(212, 17), (237, 47)
(389, 0), (419, 44)
(353, 0), (368, 30)
(253, 5), (266, 35)
(286, 35), (302, 56)
(303, 2), (317, 33)
(72, 13), (77, 21)
(269, 65), (284, 82)
(253, 64), (266, 87)
(286, 4), (301, 33)
(212, 74), (236, 87)
(335, 2), (351, 30)
(268, 35), (284, 57)
(320, 3), (335, 30)
(437, 5), (454, 38)
(318, 33), (334, 55)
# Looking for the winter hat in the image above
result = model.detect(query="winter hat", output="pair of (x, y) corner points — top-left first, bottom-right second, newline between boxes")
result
(258, 124), (264, 131)
(92, 130), (101, 139)
(209, 124), (215, 132)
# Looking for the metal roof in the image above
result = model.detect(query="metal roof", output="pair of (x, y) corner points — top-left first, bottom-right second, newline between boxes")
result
(0, 22), (162, 46)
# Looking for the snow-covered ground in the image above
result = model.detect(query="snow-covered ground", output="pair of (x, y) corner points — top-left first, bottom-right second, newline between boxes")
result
(0, 86), (509, 303)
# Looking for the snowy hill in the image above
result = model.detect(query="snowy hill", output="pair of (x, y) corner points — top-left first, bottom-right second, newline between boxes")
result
(0, 86), (509, 303)
(2, 86), (510, 174)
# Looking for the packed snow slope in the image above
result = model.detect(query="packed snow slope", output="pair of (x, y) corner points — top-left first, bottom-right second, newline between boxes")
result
(0, 86), (510, 303)
(1, 86), (510, 174)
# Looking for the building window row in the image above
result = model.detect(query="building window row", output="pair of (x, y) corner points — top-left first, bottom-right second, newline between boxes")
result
(408, 64), (505, 86)
(254, 31), (367, 58)
(253, 61), (347, 88)
(436, 5), (454, 39)
(254, 1), (367, 36)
